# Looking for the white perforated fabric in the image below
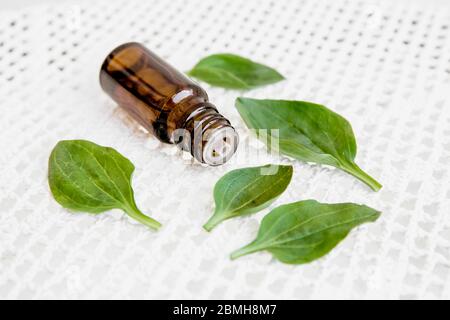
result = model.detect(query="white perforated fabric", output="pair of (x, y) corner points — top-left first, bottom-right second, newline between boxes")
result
(0, 0), (449, 300)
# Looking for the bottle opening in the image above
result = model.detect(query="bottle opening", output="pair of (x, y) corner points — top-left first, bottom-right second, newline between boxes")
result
(202, 127), (239, 166)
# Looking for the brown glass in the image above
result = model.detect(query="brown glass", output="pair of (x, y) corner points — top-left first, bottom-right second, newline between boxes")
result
(99, 42), (237, 165)
(100, 43), (237, 162)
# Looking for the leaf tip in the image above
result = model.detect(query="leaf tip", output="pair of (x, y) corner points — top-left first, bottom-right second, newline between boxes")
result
(284, 164), (294, 175)
(357, 204), (382, 223)
(370, 208), (382, 221)
(275, 71), (286, 81)
(235, 96), (253, 110)
(235, 96), (245, 104)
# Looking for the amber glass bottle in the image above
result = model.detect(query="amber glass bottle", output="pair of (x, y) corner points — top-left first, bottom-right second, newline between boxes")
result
(100, 42), (238, 165)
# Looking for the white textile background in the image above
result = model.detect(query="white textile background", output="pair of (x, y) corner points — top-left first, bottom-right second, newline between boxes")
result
(0, 0), (449, 299)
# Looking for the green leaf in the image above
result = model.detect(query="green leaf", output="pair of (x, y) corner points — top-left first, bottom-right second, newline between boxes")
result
(230, 200), (380, 264)
(203, 164), (293, 231)
(187, 54), (284, 89)
(48, 140), (161, 230)
(235, 97), (382, 191)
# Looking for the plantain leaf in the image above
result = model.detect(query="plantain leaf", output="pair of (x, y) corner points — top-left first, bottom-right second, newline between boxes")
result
(203, 164), (293, 231)
(235, 97), (382, 191)
(48, 140), (161, 230)
(187, 54), (284, 89)
(231, 200), (380, 264)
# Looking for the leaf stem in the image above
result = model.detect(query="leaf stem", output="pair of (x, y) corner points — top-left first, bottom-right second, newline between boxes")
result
(230, 243), (260, 260)
(341, 162), (382, 192)
(124, 205), (161, 230)
(203, 213), (225, 232)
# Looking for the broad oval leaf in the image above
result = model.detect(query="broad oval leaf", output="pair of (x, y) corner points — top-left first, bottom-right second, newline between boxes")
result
(230, 200), (380, 264)
(203, 164), (293, 231)
(187, 54), (284, 90)
(48, 140), (161, 230)
(235, 97), (382, 191)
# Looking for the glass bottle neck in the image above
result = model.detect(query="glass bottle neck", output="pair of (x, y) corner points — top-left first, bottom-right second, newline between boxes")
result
(174, 103), (239, 165)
